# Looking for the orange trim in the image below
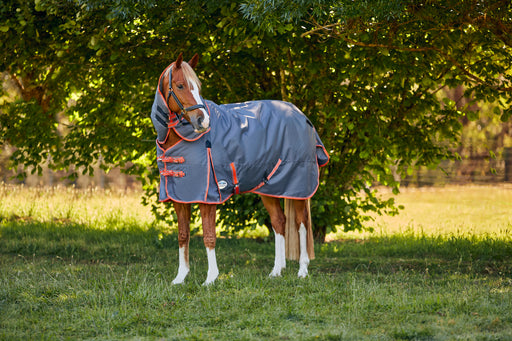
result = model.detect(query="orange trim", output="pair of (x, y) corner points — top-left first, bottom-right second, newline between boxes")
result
(244, 159), (282, 193)
(172, 126), (210, 142)
(168, 116), (179, 128)
(157, 125), (171, 145)
(204, 148), (211, 202)
(156, 138), (184, 154)
(157, 64), (180, 130)
(251, 181), (265, 192)
(316, 144), (330, 167)
(251, 190), (317, 201)
(158, 193), (234, 205)
(171, 99), (212, 142)
(250, 159), (322, 200)
(164, 174), (170, 200)
(230, 162), (240, 194)
(266, 159), (282, 180)
(157, 64), (173, 112)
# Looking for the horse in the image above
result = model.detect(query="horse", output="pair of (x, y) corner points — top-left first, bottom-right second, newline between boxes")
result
(150, 53), (329, 285)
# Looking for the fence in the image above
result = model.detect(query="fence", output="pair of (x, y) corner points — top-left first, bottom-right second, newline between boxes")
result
(2, 147), (512, 189)
(402, 147), (512, 187)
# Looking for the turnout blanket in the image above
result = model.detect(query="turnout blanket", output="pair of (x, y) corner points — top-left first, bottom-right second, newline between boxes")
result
(151, 79), (329, 204)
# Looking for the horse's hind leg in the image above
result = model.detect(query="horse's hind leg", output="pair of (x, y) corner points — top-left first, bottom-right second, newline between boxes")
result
(172, 201), (191, 284)
(293, 199), (310, 278)
(260, 195), (286, 277)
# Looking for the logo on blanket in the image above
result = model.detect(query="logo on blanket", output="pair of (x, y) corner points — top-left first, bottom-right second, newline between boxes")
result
(218, 180), (228, 190)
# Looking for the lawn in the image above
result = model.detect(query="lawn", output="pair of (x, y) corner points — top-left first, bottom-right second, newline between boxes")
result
(1, 185), (511, 340)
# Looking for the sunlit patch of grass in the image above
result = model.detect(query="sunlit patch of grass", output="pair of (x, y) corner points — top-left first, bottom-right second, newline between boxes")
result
(328, 185), (512, 241)
(0, 184), (158, 230)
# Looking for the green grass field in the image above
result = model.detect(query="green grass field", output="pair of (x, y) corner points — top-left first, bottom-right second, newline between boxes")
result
(1, 185), (511, 340)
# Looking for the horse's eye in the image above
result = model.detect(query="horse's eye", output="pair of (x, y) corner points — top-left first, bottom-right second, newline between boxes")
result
(176, 83), (184, 90)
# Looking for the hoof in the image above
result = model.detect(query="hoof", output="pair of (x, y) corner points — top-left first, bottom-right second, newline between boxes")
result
(298, 267), (308, 278)
(203, 269), (219, 286)
(298, 257), (309, 278)
(172, 277), (185, 285)
(269, 266), (284, 277)
(172, 267), (189, 285)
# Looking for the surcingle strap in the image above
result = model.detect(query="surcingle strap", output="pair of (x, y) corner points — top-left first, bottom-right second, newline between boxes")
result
(230, 162), (240, 195)
(160, 170), (185, 178)
(157, 156), (185, 164)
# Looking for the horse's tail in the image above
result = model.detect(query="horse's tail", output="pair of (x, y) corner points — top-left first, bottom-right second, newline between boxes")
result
(284, 199), (315, 261)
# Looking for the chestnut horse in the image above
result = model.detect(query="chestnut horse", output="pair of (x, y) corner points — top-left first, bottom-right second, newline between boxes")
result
(151, 53), (328, 285)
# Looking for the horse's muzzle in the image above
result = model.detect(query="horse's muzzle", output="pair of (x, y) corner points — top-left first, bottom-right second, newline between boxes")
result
(191, 110), (210, 133)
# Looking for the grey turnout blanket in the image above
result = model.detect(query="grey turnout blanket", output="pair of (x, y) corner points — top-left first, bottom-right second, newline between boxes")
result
(151, 83), (329, 204)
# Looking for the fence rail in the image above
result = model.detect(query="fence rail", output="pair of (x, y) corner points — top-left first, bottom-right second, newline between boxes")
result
(2, 147), (512, 189)
(402, 147), (512, 187)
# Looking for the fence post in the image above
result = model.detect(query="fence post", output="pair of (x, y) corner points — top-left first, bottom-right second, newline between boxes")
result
(504, 147), (512, 182)
(46, 154), (54, 186)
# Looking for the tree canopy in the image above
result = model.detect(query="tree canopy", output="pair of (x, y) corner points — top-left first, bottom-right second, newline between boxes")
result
(1, 0), (511, 240)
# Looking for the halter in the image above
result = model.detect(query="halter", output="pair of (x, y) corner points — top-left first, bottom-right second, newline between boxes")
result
(166, 64), (206, 123)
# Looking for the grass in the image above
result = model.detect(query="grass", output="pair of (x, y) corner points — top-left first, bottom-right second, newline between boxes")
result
(1, 184), (512, 340)
(329, 185), (512, 240)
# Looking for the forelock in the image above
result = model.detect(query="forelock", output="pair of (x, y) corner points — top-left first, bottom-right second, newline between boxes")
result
(181, 62), (202, 91)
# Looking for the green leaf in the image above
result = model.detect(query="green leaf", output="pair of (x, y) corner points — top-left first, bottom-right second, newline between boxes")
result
(466, 111), (479, 121)
(501, 110), (511, 122)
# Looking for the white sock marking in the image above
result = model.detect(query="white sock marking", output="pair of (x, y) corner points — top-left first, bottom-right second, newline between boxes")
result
(298, 223), (309, 278)
(172, 247), (189, 285)
(203, 247), (219, 285)
(270, 229), (286, 277)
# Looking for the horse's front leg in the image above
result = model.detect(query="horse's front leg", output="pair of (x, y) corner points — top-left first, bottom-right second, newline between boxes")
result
(172, 201), (191, 284)
(199, 203), (219, 285)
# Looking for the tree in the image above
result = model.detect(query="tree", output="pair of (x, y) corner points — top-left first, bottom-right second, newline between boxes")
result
(240, 0), (512, 119)
(240, 0), (512, 236)
(2, 0), (510, 241)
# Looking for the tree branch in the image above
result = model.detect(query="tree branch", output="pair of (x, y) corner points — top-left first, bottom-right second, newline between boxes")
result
(307, 24), (511, 92)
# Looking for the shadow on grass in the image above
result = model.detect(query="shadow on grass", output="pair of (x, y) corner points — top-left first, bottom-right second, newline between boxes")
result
(1, 218), (511, 277)
(0, 218), (178, 264)
(317, 233), (512, 277)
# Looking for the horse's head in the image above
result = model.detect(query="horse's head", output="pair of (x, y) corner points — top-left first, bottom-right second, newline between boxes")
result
(163, 53), (210, 133)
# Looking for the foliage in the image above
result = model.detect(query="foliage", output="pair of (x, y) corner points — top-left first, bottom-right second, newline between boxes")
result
(1, 0), (512, 240)
(458, 101), (512, 158)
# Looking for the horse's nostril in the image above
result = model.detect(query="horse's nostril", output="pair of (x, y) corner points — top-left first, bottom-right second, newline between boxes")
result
(197, 116), (204, 127)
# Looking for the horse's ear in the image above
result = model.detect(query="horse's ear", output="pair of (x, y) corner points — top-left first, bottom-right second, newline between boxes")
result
(188, 54), (199, 69)
(175, 52), (183, 68)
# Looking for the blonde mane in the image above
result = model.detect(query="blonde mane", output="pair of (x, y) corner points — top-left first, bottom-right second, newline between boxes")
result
(169, 62), (201, 92)
(164, 62), (202, 91)
(182, 62), (202, 90)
